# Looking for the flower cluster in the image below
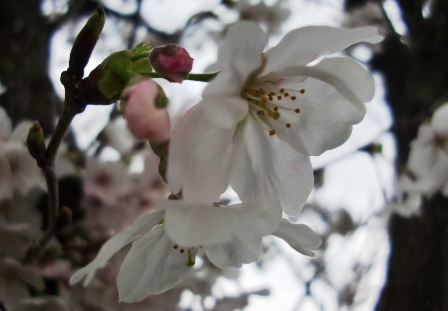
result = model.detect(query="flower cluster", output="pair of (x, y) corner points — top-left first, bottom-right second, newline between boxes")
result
(71, 21), (382, 302)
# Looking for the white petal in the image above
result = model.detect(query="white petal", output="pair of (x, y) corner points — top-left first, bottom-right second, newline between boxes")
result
(273, 89), (365, 156)
(274, 220), (322, 256)
(261, 26), (383, 77)
(230, 117), (313, 216)
(205, 235), (263, 268)
(164, 200), (277, 248)
(0, 258), (45, 291)
(167, 104), (233, 203)
(218, 22), (268, 81)
(0, 107), (12, 141)
(117, 225), (193, 301)
(432, 104), (448, 133)
(277, 57), (375, 105)
(4, 143), (45, 195)
(10, 121), (33, 143)
(202, 69), (249, 129)
(69, 210), (164, 286)
(0, 154), (13, 199)
(0, 277), (29, 310)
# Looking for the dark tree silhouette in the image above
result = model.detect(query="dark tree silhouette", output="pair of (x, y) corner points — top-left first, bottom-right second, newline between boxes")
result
(0, 0), (60, 134)
(359, 0), (448, 309)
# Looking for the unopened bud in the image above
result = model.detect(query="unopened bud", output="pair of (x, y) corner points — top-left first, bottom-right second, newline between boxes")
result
(56, 206), (73, 231)
(26, 121), (46, 161)
(121, 79), (171, 142)
(149, 44), (193, 83)
(68, 6), (106, 78)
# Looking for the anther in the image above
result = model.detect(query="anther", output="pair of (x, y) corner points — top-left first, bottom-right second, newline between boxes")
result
(269, 91), (276, 96)
(295, 108), (301, 113)
(173, 244), (178, 249)
(257, 110), (265, 116)
(284, 92), (289, 97)
(268, 96), (274, 101)
(273, 107), (278, 112)
(269, 130), (276, 136)
(280, 88), (285, 93)
(180, 249), (185, 254)
(286, 123), (291, 128)
(300, 89), (305, 94)
(277, 95), (282, 100)
(291, 96), (297, 100)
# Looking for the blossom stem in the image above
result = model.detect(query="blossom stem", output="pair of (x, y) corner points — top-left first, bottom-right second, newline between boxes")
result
(24, 72), (86, 263)
(141, 71), (219, 82)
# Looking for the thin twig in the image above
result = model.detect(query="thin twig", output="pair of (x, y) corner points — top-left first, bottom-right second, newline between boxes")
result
(24, 72), (85, 262)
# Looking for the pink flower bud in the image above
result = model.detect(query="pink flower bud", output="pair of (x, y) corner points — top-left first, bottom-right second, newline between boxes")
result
(121, 79), (170, 142)
(149, 44), (194, 83)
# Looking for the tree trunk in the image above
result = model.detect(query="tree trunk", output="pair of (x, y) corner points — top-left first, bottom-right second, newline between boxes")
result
(0, 0), (59, 133)
(371, 0), (448, 309)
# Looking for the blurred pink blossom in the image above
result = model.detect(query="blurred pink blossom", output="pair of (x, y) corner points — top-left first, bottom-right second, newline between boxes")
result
(121, 79), (171, 142)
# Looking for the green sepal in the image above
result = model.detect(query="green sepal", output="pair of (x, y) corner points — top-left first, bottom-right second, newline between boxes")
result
(96, 44), (153, 100)
(155, 85), (168, 108)
(101, 50), (134, 83)
(98, 69), (126, 100)
(132, 42), (152, 55)
(130, 58), (152, 75)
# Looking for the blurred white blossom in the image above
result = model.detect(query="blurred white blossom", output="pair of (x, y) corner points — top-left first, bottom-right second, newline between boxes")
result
(407, 104), (448, 196)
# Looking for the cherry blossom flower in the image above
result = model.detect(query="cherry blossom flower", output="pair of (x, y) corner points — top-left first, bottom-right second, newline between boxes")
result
(168, 22), (382, 216)
(70, 200), (321, 302)
(0, 108), (45, 200)
(407, 104), (448, 196)
(84, 157), (132, 205)
(121, 78), (171, 142)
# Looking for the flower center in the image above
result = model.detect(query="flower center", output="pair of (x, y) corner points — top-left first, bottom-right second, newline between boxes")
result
(433, 133), (448, 153)
(242, 81), (304, 136)
(172, 244), (198, 266)
(94, 171), (113, 188)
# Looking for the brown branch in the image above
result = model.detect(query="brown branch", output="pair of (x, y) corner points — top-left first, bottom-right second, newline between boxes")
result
(24, 72), (86, 263)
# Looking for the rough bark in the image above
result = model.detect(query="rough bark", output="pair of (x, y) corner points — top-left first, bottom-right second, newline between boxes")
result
(369, 0), (448, 309)
(0, 0), (60, 134)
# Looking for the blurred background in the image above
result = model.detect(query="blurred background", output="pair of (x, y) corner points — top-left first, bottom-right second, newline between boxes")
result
(1, 0), (447, 310)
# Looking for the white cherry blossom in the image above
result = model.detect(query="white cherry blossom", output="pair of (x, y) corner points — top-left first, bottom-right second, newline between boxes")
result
(70, 198), (321, 302)
(168, 22), (382, 216)
(407, 104), (448, 196)
(0, 108), (45, 199)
